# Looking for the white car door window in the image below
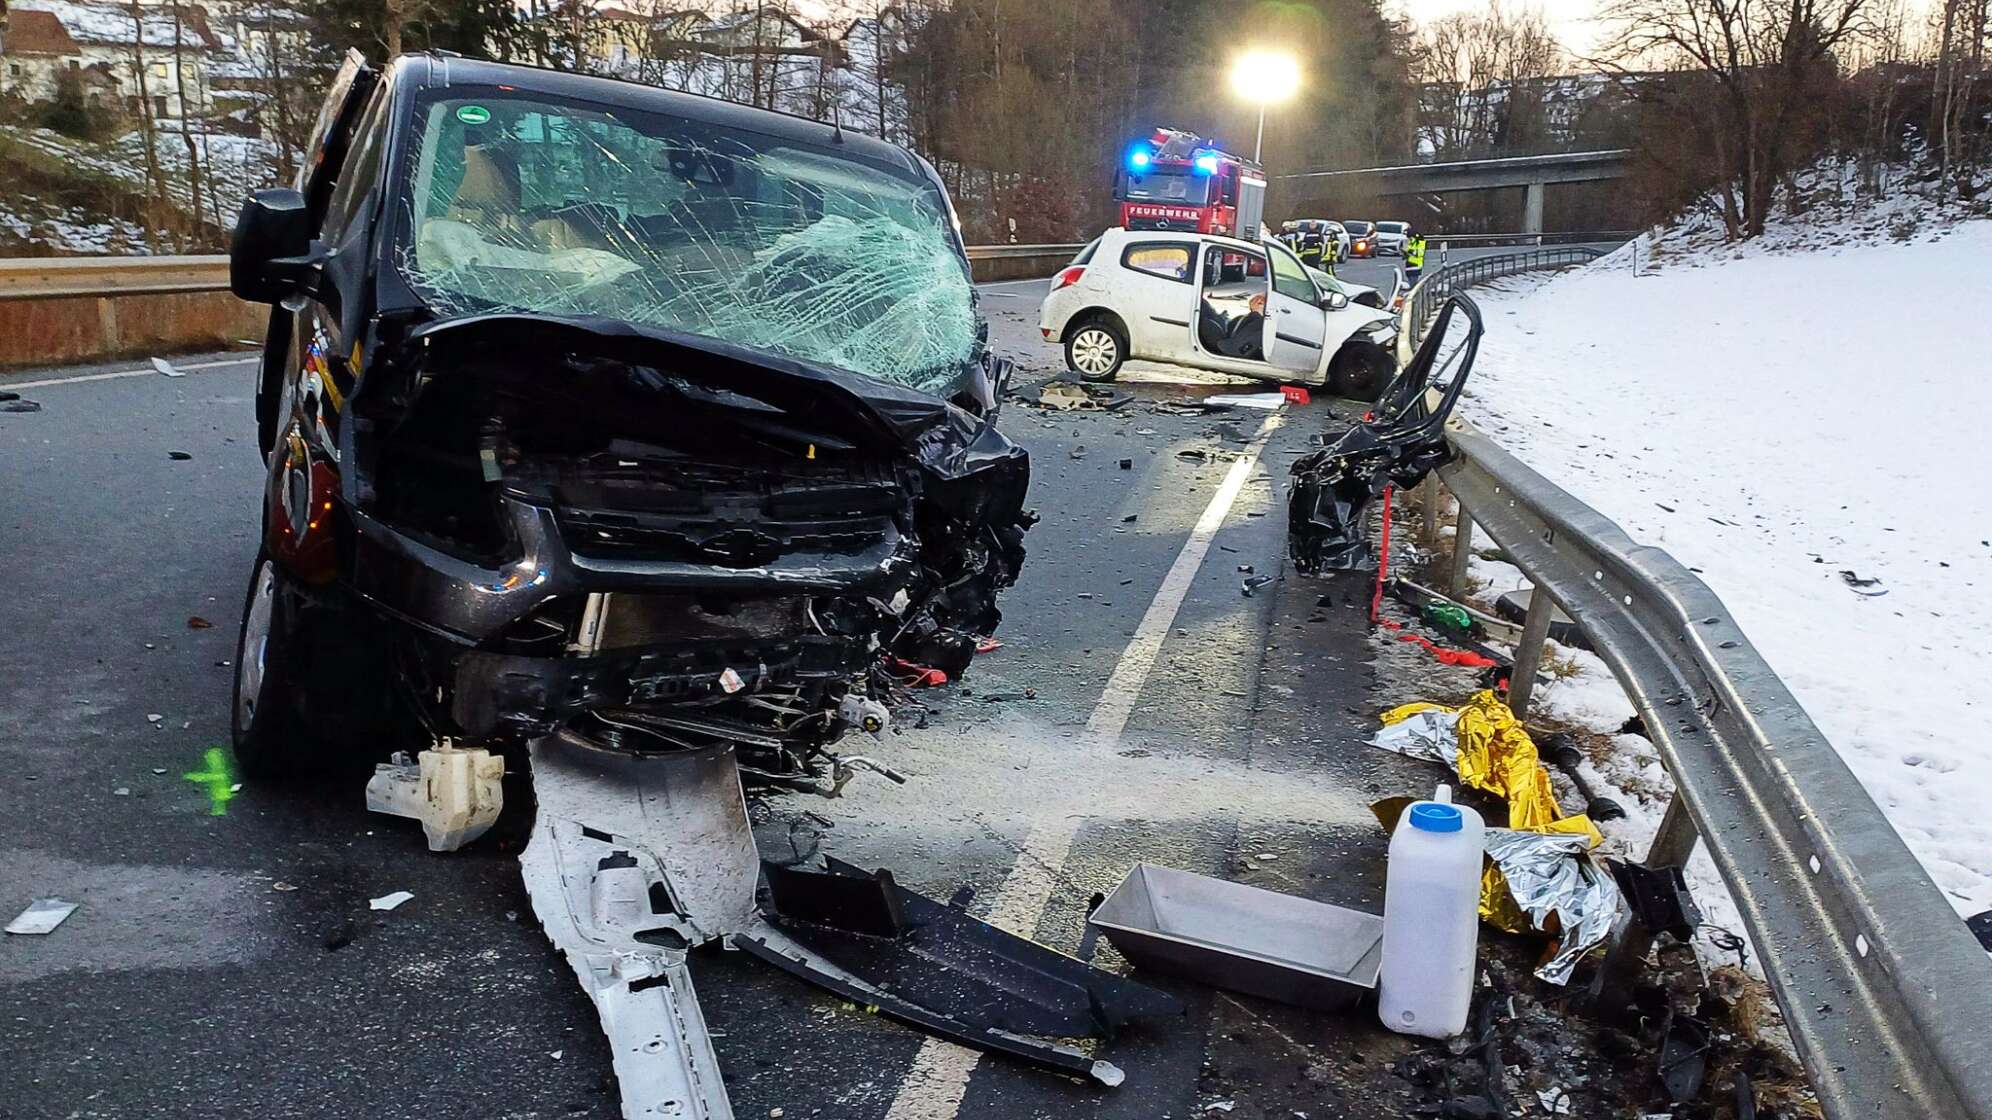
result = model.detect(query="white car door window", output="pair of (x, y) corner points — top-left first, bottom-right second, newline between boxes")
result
(1264, 242), (1327, 376)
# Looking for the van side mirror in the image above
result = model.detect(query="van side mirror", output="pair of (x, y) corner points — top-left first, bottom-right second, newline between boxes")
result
(229, 188), (317, 304)
(1321, 290), (1350, 311)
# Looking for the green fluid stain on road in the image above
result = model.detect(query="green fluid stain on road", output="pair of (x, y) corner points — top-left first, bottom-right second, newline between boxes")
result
(183, 747), (236, 816)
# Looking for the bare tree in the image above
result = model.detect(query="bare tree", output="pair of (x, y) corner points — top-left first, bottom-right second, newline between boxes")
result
(1929, 0), (1989, 193)
(169, 2), (207, 238)
(126, 0), (171, 250)
(1415, 0), (1566, 159)
(1599, 0), (1870, 237)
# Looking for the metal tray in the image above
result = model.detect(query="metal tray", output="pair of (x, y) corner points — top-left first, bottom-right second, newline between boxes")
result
(1088, 862), (1385, 1011)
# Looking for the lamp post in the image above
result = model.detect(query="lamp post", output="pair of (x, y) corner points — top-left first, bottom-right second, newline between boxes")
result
(1229, 50), (1301, 165)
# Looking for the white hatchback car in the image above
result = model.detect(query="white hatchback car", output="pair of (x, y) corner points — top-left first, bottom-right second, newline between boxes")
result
(1038, 229), (1401, 399)
(1373, 221), (1410, 256)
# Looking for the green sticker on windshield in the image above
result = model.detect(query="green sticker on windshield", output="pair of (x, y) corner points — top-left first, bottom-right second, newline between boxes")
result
(456, 105), (491, 125)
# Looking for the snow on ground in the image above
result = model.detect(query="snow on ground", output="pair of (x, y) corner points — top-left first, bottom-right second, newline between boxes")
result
(1453, 214), (1992, 929)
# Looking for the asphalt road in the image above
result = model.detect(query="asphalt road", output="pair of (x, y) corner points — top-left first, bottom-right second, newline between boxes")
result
(0, 284), (1471, 1120)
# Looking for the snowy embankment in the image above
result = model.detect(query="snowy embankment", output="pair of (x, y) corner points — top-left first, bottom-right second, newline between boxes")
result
(1455, 216), (1992, 941)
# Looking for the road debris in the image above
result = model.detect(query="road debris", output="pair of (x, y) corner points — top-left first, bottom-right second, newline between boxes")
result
(1371, 694), (1622, 983)
(1242, 575), (1275, 596)
(741, 857), (1176, 1083)
(1290, 297), (1481, 571)
(1090, 862), (1383, 1011)
(1, 397), (42, 412)
(151, 357), (184, 378)
(1838, 569), (1887, 596)
(365, 745), (506, 852)
(1039, 380), (1131, 411)
(1483, 828), (1623, 985)
(1538, 731), (1626, 820)
(1380, 787), (1485, 1038)
(187, 615), (213, 629)
(6, 898), (79, 935)
(1203, 392), (1286, 409)
(167, 450), (193, 461)
(369, 891), (415, 912)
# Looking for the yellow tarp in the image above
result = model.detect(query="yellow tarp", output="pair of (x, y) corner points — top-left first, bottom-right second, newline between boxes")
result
(1380, 690), (1601, 933)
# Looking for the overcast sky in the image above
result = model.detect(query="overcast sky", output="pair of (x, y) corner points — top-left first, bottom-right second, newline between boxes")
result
(1392, 0), (1611, 60)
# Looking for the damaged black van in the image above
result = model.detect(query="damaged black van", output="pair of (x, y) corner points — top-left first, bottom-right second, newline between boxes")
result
(227, 52), (1032, 782)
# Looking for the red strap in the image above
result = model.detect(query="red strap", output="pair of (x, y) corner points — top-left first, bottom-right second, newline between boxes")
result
(1370, 485), (1394, 623)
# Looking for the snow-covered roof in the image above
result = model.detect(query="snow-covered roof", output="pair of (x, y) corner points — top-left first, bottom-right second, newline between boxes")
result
(12, 1), (226, 52)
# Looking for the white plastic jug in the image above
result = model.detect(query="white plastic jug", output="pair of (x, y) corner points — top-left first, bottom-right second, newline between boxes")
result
(1377, 783), (1485, 1039)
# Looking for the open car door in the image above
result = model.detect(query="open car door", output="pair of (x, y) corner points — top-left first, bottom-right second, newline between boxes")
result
(1263, 241), (1327, 378)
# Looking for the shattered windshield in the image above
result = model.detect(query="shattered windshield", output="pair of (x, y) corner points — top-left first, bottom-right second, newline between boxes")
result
(398, 92), (977, 393)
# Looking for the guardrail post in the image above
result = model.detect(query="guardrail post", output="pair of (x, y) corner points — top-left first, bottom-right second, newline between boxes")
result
(96, 296), (121, 355)
(1448, 507), (1475, 598)
(1417, 475), (1443, 550)
(1645, 792), (1700, 866)
(1506, 586), (1557, 718)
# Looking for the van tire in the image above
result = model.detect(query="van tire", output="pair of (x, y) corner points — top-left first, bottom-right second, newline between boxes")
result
(231, 553), (318, 779)
(1065, 318), (1127, 383)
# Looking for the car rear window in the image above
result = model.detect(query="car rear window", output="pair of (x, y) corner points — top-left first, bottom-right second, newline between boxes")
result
(1123, 243), (1193, 282)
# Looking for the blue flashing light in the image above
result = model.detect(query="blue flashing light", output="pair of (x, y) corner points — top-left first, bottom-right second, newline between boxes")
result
(1193, 153), (1220, 175)
(1127, 147), (1152, 171)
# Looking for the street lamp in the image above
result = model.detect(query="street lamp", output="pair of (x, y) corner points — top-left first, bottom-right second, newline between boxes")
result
(1229, 49), (1301, 165)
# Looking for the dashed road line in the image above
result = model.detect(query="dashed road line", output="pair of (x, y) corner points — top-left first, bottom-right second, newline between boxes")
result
(881, 409), (1285, 1120)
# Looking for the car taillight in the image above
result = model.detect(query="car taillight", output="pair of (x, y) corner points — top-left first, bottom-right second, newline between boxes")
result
(1052, 265), (1086, 291)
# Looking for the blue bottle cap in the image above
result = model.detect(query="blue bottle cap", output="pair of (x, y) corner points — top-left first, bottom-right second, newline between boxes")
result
(1409, 802), (1463, 833)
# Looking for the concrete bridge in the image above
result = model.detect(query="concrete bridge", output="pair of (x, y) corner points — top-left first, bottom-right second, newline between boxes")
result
(1273, 149), (1633, 234)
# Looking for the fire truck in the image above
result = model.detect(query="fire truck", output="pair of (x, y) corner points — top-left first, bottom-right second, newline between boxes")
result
(1114, 128), (1267, 238)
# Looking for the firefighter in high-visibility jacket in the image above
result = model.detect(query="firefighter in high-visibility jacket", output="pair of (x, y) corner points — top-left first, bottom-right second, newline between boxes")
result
(1405, 232), (1427, 282)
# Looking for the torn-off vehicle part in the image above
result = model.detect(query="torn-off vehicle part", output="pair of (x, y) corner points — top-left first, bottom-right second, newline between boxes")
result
(1288, 295), (1483, 572)
(224, 53), (1033, 789)
(1088, 862), (1384, 1012)
(733, 857), (1180, 1085)
(364, 743), (506, 852)
(520, 736), (759, 1120)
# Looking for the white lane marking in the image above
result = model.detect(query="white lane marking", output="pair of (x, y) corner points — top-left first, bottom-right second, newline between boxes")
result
(882, 409), (1285, 1120)
(4, 355), (257, 391)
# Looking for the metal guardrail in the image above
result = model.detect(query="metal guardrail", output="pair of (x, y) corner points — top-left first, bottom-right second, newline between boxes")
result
(0, 245), (1090, 302)
(1400, 246), (1605, 353)
(1400, 251), (1992, 1118)
(1427, 230), (1638, 248)
(0, 255), (232, 301)
(963, 243), (1084, 261)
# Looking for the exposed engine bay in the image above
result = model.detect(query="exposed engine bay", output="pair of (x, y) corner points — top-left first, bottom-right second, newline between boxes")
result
(339, 315), (1033, 791)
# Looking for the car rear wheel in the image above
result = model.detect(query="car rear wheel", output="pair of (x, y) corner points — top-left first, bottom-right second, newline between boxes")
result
(1066, 320), (1126, 383)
